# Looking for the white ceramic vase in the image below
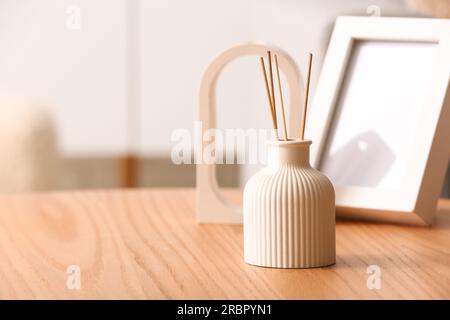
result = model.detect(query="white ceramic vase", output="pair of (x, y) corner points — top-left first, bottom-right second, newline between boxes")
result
(243, 140), (336, 268)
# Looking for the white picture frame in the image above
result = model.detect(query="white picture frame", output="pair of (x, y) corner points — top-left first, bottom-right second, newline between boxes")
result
(308, 17), (450, 226)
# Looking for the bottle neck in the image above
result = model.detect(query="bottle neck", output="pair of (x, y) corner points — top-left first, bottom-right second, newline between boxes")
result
(267, 140), (312, 167)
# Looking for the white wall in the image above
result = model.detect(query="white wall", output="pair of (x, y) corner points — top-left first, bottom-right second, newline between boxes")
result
(0, 0), (127, 155)
(137, 0), (415, 157)
(0, 0), (417, 168)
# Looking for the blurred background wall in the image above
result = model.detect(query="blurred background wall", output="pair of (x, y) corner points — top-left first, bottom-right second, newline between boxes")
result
(0, 0), (448, 194)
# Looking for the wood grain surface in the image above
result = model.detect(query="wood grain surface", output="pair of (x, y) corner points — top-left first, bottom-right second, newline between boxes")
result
(0, 188), (449, 299)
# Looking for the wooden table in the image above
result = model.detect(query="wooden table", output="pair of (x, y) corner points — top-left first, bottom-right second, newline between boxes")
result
(0, 188), (449, 299)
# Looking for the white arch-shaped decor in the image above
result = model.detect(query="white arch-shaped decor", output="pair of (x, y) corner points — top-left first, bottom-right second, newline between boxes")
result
(197, 42), (304, 224)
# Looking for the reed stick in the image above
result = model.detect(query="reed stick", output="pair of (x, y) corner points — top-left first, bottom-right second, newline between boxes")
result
(267, 51), (278, 131)
(274, 54), (288, 141)
(260, 57), (279, 139)
(300, 53), (313, 140)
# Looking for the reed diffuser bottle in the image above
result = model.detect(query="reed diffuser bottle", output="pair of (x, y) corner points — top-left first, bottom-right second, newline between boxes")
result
(243, 140), (335, 268)
(243, 51), (336, 268)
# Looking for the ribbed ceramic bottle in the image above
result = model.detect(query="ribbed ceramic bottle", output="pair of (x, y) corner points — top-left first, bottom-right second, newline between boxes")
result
(243, 140), (335, 268)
